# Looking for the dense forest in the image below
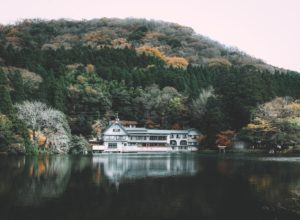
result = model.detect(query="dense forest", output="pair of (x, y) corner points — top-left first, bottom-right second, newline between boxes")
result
(1, 18), (300, 154)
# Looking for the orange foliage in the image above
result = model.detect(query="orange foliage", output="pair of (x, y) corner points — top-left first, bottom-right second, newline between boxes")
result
(136, 46), (188, 68)
(248, 175), (272, 190)
(83, 31), (111, 44)
(38, 161), (46, 175)
(66, 63), (83, 71)
(29, 165), (34, 177)
(287, 102), (300, 111)
(208, 57), (232, 67)
(111, 38), (131, 49)
(165, 56), (189, 68)
(215, 130), (235, 147)
(28, 129), (47, 146)
(77, 75), (86, 83)
(136, 46), (165, 60)
(86, 64), (95, 73)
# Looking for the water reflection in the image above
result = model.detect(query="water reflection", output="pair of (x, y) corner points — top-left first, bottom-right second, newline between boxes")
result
(0, 154), (300, 219)
(92, 154), (200, 185)
(16, 156), (72, 206)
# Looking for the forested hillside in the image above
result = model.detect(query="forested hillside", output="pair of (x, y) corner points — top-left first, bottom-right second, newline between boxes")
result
(1, 18), (300, 153)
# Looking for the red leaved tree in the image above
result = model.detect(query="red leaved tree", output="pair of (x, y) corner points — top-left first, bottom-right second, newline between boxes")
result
(215, 130), (235, 147)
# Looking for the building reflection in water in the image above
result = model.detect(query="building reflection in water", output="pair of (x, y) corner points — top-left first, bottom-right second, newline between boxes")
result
(92, 154), (200, 186)
(1, 154), (300, 218)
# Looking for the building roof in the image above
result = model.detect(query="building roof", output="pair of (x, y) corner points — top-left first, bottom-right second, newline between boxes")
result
(125, 127), (189, 135)
(103, 120), (200, 136)
(125, 128), (148, 134)
(111, 120), (138, 125)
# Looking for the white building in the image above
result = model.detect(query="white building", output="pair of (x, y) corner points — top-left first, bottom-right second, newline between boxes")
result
(95, 119), (201, 153)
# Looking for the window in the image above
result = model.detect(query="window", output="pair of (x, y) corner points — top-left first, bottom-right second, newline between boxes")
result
(170, 134), (174, 138)
(180, 140), (187, 146)
(113, 128), (120, 132)
(116, 136), (125, 140)
(150, 136), (167, 140)
(182, 135), (187, 138)
(170, 140), (177, 146)
(176, 134), (180, 138)
(108, 143), (117, 148)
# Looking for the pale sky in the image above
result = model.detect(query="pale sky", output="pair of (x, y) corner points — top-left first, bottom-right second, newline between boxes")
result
(0, 0), (299, 71)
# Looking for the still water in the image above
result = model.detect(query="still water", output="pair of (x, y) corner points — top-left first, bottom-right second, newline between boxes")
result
(0, 153), (300, 220)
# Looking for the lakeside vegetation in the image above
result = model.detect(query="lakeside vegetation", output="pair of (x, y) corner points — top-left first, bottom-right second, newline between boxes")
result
(1, 18), (300, 154)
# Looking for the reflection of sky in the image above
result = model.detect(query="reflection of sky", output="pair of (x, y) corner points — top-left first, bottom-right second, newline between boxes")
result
(92, 154), (200, 184)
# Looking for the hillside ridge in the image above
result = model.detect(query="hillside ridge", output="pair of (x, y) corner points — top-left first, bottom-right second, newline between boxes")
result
(0, 17), (291, 73)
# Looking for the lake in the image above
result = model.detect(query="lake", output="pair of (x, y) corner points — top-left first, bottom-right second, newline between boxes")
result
(0, 153), (300, 220)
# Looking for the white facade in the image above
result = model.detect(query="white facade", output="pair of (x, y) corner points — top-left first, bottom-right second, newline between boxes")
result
(97, 121), (200, 153)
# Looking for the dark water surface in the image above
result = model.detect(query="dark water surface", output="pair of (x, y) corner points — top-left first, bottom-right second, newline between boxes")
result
(0, 153), (300, 220)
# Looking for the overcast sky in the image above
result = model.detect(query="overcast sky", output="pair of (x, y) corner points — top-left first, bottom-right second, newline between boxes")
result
(1, 0), (299, 71)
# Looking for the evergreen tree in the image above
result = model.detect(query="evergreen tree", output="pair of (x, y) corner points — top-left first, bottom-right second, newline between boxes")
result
(10, 114), (32, 153)
(0, 69), (13, 115)
(10, 71), (25, 103)
(0, 114), (13, 151)
(53, 77), (67, 112)
(201, 97), (227, 146)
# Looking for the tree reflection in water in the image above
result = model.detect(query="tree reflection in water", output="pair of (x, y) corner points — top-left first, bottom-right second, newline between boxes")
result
(0, 154), (300, 220)
(16, 156), (72, 206)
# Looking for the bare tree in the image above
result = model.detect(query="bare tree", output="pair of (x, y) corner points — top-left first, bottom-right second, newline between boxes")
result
(15, 101), (71, 153)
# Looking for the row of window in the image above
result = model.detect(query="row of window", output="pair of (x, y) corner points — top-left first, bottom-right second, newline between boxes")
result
(106, 134), (197, 140)
(170, 134), (187, 139)
(142, 143), (166, 147)
(149, 136), (167, 140)
(130, 136), (147, 140)
(105, 136), (126, 141)
(108, 141), (196, 148)
(170, 140), (188, 146)
(130, 136), (167, 140)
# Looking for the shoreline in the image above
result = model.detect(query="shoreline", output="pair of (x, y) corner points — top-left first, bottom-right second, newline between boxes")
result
(2, 149), (300, 157)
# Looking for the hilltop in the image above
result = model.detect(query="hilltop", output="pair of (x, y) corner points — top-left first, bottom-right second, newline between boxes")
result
(0, 18), (290, 72)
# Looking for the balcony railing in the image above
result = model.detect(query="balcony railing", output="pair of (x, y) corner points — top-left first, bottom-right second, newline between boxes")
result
(103, 136), (127, 141)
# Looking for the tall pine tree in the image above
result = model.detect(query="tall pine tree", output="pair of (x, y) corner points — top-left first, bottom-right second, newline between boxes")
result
(53, 77), (67, 112)
(0, 69), (13, 115)
(10, 71), (25, 103)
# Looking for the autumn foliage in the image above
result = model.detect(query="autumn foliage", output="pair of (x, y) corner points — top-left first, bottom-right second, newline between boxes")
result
(215, 130), (235, 147)
(136, 46), (188, 68)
